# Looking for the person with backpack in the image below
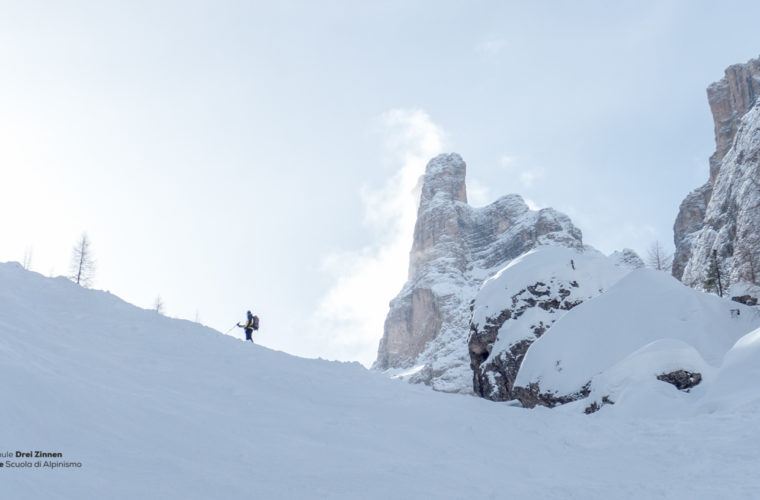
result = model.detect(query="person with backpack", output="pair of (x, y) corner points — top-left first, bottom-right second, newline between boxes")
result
(237, 310), (259, 342)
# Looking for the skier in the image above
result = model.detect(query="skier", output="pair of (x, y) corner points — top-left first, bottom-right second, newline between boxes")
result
(237, 310), (259, 342)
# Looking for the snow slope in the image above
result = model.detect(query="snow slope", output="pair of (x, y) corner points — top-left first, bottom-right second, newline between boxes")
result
(3, 262), (760, 499)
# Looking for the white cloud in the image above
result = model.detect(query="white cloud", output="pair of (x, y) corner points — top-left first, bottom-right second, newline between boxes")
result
(498, 154), (545, 188)
(524, 198), (544, 211)
(498, 155), (516, 169)
(467, 178), (494, 208)
(519, 168), (545, 188)
(478, 38), (508, 58)
(314, 109), (447, 366)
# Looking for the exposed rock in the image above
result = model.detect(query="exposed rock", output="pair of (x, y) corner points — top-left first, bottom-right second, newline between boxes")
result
(674, 55), (760, 283)
(469, 281), (576, 400)
(707, 57), (760, 180)
(732, 294), (758, 306)
(513, 381), (591, 409)
(672, 184), (713, 280)
(657, 370), (702, 391)
(373, 153), (583, 393)
(584, 396), (615, 415)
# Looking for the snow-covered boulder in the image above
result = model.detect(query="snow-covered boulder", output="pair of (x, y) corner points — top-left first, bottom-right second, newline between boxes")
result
(468, 246), (629, 400)
(581, 339), (715, 416)
(513, 269), (760, 408)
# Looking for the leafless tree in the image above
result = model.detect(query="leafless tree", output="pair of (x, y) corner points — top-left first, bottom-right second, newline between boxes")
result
(154, 295), (165, 315)
(647, 241), (673, 272)
(69, 233), (96, 287)
(22, 246), (33, 270)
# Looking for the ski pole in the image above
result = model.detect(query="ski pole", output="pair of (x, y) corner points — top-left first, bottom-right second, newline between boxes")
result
(224, 323), (238, 335)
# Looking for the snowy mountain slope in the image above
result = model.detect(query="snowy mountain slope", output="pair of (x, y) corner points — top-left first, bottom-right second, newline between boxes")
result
(3, 262), (760, 499)
(514, 268), (760, 409)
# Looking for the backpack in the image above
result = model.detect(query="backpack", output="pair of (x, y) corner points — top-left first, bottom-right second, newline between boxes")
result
(252, 315), (259, 331)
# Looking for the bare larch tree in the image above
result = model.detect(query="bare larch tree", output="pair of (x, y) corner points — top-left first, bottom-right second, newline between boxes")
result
(70, 233), (96, 287)
(647, 241), (674, 272)
(154, 295), (165, 315)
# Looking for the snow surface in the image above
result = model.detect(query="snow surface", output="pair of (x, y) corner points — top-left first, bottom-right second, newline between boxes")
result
(3, 262), (760, 499)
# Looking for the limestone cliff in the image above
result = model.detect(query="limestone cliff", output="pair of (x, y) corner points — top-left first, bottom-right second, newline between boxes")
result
(673, 55), (760, 281)
(373, 153), (583, 393)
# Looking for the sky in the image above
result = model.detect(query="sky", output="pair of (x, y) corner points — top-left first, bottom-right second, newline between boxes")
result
(2, 0), (760, 366)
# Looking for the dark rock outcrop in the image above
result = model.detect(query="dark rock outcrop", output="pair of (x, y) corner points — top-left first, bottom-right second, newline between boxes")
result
(513, 381), (591, 409)
(469, 278), (583, 401)
(732, 294), (758, 306)
(657, 370), (702, 391)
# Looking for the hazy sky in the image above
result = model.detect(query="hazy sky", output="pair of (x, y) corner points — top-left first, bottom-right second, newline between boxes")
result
(2, 1), (760, 366)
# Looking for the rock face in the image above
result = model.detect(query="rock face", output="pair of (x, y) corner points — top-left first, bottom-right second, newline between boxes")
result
(678, 91), (760, 288)
(707, 57), (760, 180)
(373, 153), (583, 393)
(673, 55), (760, 282)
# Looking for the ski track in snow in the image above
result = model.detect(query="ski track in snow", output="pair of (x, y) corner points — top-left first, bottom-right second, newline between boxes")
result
(1, 262), (759, 499)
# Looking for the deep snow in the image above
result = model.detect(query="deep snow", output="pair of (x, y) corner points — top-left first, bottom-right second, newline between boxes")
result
(2, 262), (760, 499)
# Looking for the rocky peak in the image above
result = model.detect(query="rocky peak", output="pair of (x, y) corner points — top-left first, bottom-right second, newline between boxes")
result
(409, 153), (469, 280)
(419, 153), (468, 206)
(707, 57), (760, 182)
(374, 153), (584, 393)
(707, 59), (760, 184)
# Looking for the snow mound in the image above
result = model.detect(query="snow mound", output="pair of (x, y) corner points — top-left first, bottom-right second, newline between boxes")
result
(582, 339), (715, 417)
(702, 327), (760, 413)
(514, 268), (760, 401)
